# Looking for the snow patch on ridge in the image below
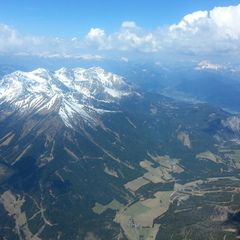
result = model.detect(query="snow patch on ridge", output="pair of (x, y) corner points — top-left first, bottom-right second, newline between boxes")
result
(0, 67), (131, 128)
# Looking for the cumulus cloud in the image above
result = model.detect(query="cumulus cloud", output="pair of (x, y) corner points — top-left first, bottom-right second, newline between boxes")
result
(167, 4), (240, 55)
(169, 4), (240, 39)
(121, 21), (138, 28)
(0, 24), (36, 53)
(0, 4), (240, 63)
(169, 11), (209, 32)
(112, 22), (160, 52)
(85, 21), (161, 52)
(210, 5), (240, 39)
(195, 60), (224, 71)
(78, 54), (104, 61)
(86, 28), (105, 40)
(0, 23), (70, 57)
(85, 27), (109, 50)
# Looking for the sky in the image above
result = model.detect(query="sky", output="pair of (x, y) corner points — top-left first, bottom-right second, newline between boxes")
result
(0, 0), (240, 66)
(1, 0), (240, 37)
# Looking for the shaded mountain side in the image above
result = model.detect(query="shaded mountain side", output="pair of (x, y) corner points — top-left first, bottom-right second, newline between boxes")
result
(0, 68), (240, 239)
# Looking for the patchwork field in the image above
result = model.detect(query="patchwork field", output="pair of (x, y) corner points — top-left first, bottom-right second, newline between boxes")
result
(92, 199), (124, 215)
(221, 149), (240, 169)
(93, 155), (181, 240)
(93, 190), (173, 240)
(124, 155), (183, 193)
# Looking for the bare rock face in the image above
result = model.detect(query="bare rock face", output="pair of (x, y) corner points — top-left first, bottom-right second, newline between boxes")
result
(222, 116), (240, 133)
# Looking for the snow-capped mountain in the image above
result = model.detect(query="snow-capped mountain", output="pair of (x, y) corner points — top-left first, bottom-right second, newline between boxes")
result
(0, 67), (131, 127)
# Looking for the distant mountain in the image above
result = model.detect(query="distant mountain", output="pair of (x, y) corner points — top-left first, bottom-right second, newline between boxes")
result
(0, 64), (23, 78)
(115, 64), (240, 112)
(176, 70), (240, 112)
(0, 67), (240, 240)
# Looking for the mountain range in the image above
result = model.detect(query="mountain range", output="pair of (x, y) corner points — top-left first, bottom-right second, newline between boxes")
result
(0, 67), (240, 240)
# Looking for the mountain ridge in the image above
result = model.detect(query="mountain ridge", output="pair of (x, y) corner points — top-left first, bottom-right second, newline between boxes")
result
(0, 67), (132, 128)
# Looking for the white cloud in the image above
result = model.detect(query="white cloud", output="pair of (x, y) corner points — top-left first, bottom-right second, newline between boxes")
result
(121, 57), (129, 62)
(195, 60), (223, 71)
(210, 5), (240, 39)
(85, 28), (109, 50)
(86, 28), (105, 40)
(1, 4), (240, 63)
(160, 4), (240, 61)
(169, 11), (209, 32)
(0, 23), (67, 56)
(113, 28), (160, 52)
(121, 21), (138, 28)
(85, 22), (160, 52)
(168, 4), (240, 47)
(0, 24), (28, 53)
(169, 4), (240, 40)
(78, 54), (104, 61)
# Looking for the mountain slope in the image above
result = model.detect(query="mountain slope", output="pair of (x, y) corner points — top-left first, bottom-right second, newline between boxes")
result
(0, 68), (240, 240)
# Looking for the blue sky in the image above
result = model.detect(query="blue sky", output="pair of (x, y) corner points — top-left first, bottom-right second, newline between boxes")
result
(1, 0), (240, 37)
